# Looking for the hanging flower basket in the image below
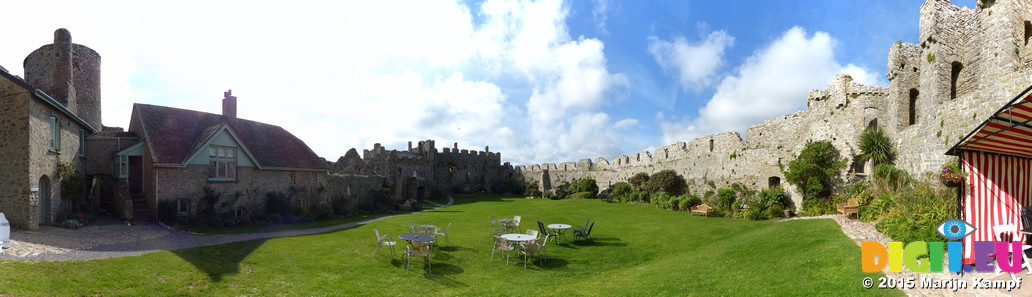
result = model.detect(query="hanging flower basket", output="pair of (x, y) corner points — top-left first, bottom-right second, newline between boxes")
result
(939, 167), (966, 188)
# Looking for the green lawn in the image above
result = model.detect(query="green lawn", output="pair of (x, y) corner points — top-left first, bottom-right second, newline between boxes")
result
(0, 195), (898, 296)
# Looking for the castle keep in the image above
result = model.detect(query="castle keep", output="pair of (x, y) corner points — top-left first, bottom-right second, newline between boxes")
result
(513, 0), (1032, 209)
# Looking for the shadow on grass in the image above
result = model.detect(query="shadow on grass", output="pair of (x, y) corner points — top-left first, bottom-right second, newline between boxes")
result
(448, 194), (525, 206)
(170, 238), (267, 282)
(570, 237), (626, 247)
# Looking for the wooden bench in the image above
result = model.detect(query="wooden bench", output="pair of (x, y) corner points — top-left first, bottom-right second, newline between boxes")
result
(837, 198), (859, 218)
(691, 204), (713, 217)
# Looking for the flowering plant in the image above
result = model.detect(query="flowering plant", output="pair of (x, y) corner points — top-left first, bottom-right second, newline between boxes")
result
(939, 161), (967, 187)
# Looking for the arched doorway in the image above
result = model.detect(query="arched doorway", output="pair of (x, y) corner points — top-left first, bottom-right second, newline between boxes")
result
(38, 175), (50, 225)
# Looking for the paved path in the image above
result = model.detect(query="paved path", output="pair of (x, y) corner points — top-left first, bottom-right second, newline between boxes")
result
(0, 195), (454, 261)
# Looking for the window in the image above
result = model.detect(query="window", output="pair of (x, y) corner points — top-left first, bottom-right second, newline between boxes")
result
(950, 62), (963, 99)
(234, 208), (244, 218)
(118, 155), (128, 178)
(49, 116), (60, 151)
(208, 146), (236, 181)
(709, 139), (714, 152)
(78, 129), (85, 157)
(176, 199), (190, 214)
(908, 89), (919, 126)
(290, 172), (295, 184)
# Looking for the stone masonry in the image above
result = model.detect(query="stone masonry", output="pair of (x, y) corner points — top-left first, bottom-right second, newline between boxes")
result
(513, 0), (1032, 210)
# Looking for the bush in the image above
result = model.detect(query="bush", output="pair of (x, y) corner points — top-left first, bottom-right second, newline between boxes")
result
(293, 205), (309, 217)
(857, 126), (896, 167)
(765, 205), (786, 219)
(611, 182), (633, 201)
(716, 188), (736, 212)
(310, 204), (334, 220)
(784, 140), (846, 207)
(157, 199), (178, 225)
(629, 172), (650, 190)
(505, 178), (526, 195)
(646, 170), (688, 196)
(745, 207), (767, 220)
(567, 179), (598, 198)
(265, 191), (293, 217)
(569, 191), (594, 199)
(758, 186), (789, 209)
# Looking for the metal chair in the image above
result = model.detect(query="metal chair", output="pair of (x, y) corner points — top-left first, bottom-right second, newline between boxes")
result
(373, 228), (396, 258)
(574, 222), (594, 241)
(537, 221), (559, 244)
(492, 236), (515, 265)
(434, 223), (451, 246)
(405, 241), (432, 272)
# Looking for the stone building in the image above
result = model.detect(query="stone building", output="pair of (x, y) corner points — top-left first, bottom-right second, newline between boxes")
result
(0, 29), (99, 229)
(331, 140), (514, 202)
(120, 91), (330, 220)
(514, 0), (1032, 209)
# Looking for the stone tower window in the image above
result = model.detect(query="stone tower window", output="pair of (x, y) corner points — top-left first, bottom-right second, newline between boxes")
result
(1025, 21), (1032, 46)
(951, 62), (963, 99)
(868, 118), (878, 128)
(768, 176), (781, 188)
(709, 139), (714, 152)
(908, 89), (919, 126)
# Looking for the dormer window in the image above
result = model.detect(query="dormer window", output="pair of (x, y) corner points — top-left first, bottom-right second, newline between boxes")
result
(208, 146), (236, 181)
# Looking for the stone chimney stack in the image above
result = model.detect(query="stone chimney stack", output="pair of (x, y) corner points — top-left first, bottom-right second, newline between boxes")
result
(223, 89), (237, 119)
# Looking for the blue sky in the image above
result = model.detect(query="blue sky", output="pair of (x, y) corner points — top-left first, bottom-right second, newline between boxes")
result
(0, 0), (977, 165)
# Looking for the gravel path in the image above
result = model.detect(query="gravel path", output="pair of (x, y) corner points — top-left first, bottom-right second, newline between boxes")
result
(0, 196), (453, 261)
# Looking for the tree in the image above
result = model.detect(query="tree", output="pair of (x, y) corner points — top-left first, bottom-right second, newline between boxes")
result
(645, 170), (688, 196)
(858, 126), (896, 167)
(784, 140), (846, 201)
(628, 172), (650, 190)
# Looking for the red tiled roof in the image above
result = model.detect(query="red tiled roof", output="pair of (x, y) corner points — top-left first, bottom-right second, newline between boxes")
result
(131, 103), (328, 170)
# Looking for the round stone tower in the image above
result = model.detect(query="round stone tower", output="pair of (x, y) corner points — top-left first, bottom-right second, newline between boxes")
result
(23, 28), (102, 130)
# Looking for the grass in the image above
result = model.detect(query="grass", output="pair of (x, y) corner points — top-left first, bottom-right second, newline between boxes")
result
(183, 211), (416, 235)
(0, 195), (898, 296)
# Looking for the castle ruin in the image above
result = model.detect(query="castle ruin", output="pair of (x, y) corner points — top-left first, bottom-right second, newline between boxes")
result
(513, 0), (1032, 209)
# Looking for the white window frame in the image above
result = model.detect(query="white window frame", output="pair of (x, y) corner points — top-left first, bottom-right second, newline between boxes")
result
(49, 116), (60, 151)
(208, 146), (237, 181)
(176, 199), (190, 215)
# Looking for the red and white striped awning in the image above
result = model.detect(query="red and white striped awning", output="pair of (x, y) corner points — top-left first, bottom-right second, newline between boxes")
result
(947, 86), (1032, 158)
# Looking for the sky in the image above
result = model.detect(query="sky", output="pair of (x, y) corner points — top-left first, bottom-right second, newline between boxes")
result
(0, 0), (978, 166)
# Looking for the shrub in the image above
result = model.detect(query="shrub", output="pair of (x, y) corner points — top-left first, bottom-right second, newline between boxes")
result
(569, 191), (594, 199)
(157, 199), (178, 225)
(629, 172), (650, 190)
(758, 186), (789, 209)
(310, 204), (334, 220)
(784, 140), (846, 206)
(567, 179), (598, 198)
(526, 180), (541, 197)
(765, 205), (786, 219)
(646, 170), (688, 196)
(649, 192), (672, 207)
(265, 191), (293, 217)
(857, 126), (896, 167)
(872, 163), (912, 191)
(293, 205), (309, 217)
(331, 195), (348, 216)
(611, 182), (633, 201)
(746, 207), (767, 220)
(716, 188), (736, 212)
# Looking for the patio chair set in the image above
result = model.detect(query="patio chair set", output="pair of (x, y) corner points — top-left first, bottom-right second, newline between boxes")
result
(372, 221), (451, 273)
(490, 216), (594, 269)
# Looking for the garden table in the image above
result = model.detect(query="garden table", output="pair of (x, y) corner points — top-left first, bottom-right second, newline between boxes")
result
(547, 223), (572, 244)
(417, 224), (436, 234)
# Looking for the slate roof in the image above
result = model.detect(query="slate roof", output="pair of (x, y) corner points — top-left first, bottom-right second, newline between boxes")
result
(131, 103), (328, 170)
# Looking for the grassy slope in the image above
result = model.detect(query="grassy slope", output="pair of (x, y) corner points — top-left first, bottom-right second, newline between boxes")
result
(0, 195), (898, 296)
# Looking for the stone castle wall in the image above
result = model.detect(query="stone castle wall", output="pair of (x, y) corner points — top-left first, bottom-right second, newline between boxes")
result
(514, 0), (1032, 209)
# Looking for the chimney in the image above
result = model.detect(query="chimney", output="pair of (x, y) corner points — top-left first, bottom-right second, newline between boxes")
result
(222, 89), (237, 119)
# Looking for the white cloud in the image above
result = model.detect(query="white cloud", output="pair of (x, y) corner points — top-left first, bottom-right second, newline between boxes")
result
(840, 63), (888, 86)
(659, 26), (883, 144)
(648, 30), (735, 92)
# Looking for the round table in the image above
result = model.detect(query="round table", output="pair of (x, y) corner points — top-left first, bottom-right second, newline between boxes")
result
(498, 219), (516, 232)
(500, 233), (536, 242)
(547, 224), (572, 244)
(399, 233), (435, 242)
